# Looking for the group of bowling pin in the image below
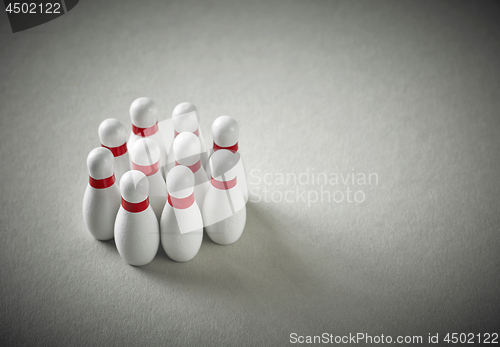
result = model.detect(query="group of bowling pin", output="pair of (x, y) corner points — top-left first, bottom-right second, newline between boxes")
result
(83, 98), (248, 266)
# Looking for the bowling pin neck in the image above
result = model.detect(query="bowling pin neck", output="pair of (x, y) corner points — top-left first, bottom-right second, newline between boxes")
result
(129, 97), (158, 130)
(213, 142), (238, 153)
(211, 115), (239, 147)
(211, 176), (237, 190)
(172, 110), (199, 134)
(87, 147), (115, 179)
(174, 129), (199, 138)
(89, 174), (116, 189)
(101, 143), (128, 157)
(120, 170), (149, 202)
(132, 161), (160, 177)
(167, 165), (195, 198)
(167, 193), (195, 209)
(132, 122), (158, 137)
(121, 197), (149, 213)
(210, 151), (239, 181)
(98, 118), (128, 147)
(175, 159), (201, 173)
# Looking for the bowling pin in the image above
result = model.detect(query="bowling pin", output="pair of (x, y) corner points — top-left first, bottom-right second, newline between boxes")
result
(160, 165), (203, 262)
(114, 170), (160, 266)
(128, 97), (168, 177)
(166, 102), (208, 171)
(98, 118), (130, 185)
(129, 138), (167, 221)
(208, 116), (248, 202)
(173, 132), (209, 207)
(83, 147), (121, 240)
(202, 149), (246, 245)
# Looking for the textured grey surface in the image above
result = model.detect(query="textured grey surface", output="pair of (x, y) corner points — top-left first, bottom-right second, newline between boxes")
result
(1, 0), (499, 346)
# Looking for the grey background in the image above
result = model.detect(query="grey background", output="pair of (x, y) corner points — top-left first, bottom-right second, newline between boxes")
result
(1, 0), (499, 346)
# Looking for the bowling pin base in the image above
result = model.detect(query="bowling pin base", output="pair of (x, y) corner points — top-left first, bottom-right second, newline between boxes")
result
(160, 202), (203, 262)
(83, 185), (120, 241)
(114, 207), (160, 266)
(162, 231), (203, 262)
(205, 208), (246, 245)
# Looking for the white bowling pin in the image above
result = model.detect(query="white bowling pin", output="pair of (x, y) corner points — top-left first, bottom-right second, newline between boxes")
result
(129, 138), (167, 221)
(83, 147), (121, 240)
(128, 97), (168, 176)
(173, 132), (209, 207)
(98, 118), (130, 185)
(202, 150), (246, 245)
(160, 165), (203, 262)
(114, 170), (160, 266)
(208, 115), (248, 202)
(166, 102), (208, 171)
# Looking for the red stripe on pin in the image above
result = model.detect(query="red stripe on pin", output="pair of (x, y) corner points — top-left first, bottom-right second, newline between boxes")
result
(101, 142), (127, 157)
(168, 193), (195, 209)
(89, 174), (115, 189)
(175, 160), (201, 173)
(132, 122), (158, 137)
(132, 161), (159, 176)
(213, 142), (238, 153)
(121, 197), (149, 213)
(211, 177), (237, 190)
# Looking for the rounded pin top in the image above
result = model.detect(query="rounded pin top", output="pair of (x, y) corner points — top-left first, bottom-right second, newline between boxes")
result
(173, 132), (201, 166)
(212, 115), (239, 147)
(98, 118), (127, 147)
(130, 138), (160, 166)
(172, 102), (199, 133)
(167, 165), (195, 199)
(130, 97), (158, 128)
(120, 170), (149, 203)
(210, 149), (240, 181)
(87, 147), (114, 179)
(172, 102), (199, 121)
